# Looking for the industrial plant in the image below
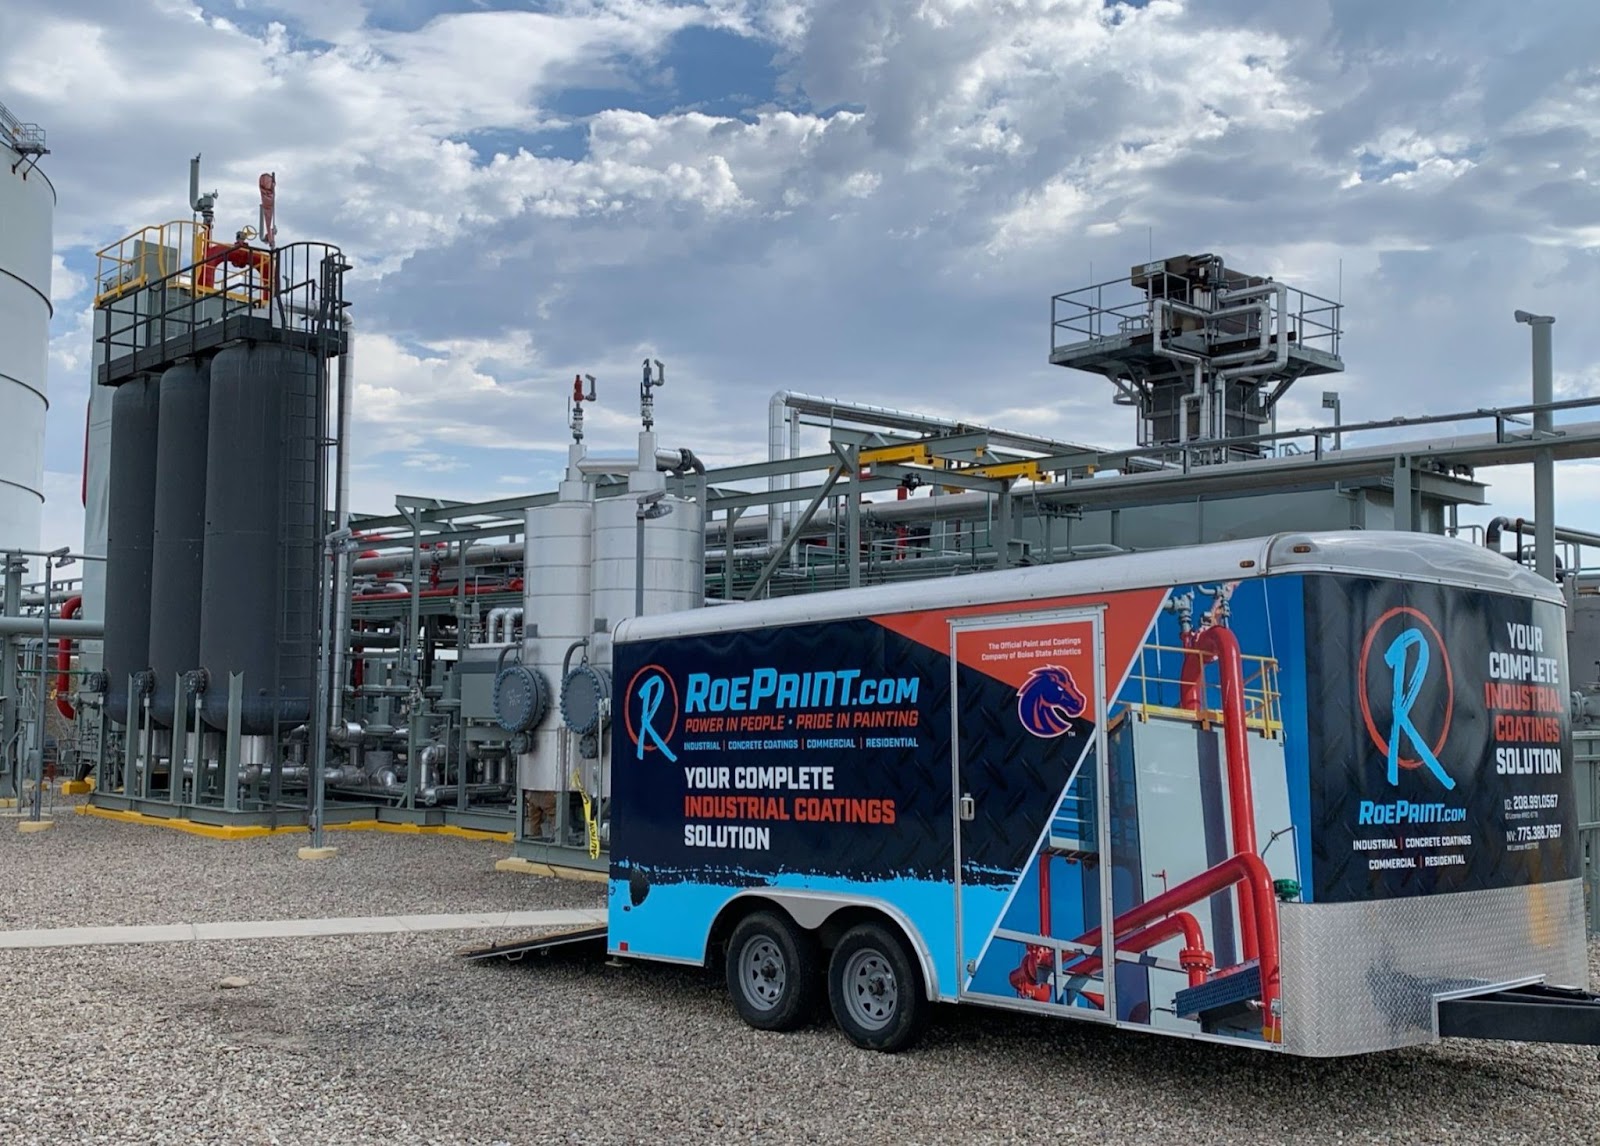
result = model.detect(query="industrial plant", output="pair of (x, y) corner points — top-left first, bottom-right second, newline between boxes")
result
(6, 92), (1600, 1063)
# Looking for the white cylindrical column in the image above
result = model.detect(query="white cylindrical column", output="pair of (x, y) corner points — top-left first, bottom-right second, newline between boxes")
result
(0, 129), (53, 553)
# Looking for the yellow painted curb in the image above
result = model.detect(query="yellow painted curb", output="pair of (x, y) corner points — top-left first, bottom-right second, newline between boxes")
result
(329, 820), (513, 843)
(17, 819), (54, 834)
(494, 856), (608, 883)
(76, 803), (512, 843)
(61, 779), (95, 796)
(78, 805), (301, 839)
(297, 846), (339, 861)
(0, 798), (16, 809)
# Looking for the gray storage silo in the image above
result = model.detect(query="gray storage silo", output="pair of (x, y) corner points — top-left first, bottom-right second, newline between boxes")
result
(148, 359), (211, 728)
(197, 342), (320, 735)
(102, 376), (161, 726)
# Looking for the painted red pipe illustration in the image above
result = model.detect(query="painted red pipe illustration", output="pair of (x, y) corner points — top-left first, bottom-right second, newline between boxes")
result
(1179, 623), (1263, 964)
(1062, 910), (1214, 989)
(1012, 616), (1283, 1041)
(55, 595), (83, 720)
(1064, 852), (1280, 1038)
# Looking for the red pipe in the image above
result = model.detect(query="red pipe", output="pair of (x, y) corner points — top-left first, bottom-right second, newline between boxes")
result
(1189, 625), (1259, 859)
(1065, 852), (1281, 1040)
(1178, 623), (1263, 965)
(55, 595), (82, 720)
(1038, 854), (1052, 937)
(1061, 910), (1213, 989)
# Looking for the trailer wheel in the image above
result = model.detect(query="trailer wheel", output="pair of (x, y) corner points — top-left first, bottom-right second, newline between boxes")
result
(827, 922), (926, 1053)
(725, 912), (821, 1032)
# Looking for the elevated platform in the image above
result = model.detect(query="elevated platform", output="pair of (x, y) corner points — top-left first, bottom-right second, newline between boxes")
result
(1049, 330), (1343, 384)
(97, 314), (347, 386)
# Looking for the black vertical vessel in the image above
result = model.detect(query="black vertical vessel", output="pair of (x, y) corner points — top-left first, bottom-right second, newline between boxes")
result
(147, 359), (211, 728)
(103, 375), (160, 726)
(197, 342), (320, 734)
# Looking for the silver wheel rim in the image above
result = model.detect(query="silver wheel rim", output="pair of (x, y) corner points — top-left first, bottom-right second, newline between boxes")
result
(842, 948), (897, 1031)
(738, 935), (787, 1011)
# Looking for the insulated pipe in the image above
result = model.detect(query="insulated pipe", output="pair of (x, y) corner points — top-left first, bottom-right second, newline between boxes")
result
(351, 542), (522, 576)
(1219, 285), (1290, 381)
(357, 581), (521, 601)
(577, 448), (702, 476)
(1517, 310), (1558, 581)
(1486, 516), (1600, 554)
(768, 393), (790, 548)
(1066, 852), (1280, 1040)
(55, 595), (82, 720)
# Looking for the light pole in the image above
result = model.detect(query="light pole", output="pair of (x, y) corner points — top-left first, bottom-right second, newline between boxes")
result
(1321, 390), (1342, 452)
(1514, 310), (1556, 581)
(635, 490), (672, 618)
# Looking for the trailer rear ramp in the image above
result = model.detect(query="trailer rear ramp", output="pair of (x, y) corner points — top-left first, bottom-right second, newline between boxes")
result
(458, 920), (609, 963)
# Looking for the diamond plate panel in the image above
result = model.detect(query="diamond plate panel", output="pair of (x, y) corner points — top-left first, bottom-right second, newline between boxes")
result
(1279, 879), (1588, 1057)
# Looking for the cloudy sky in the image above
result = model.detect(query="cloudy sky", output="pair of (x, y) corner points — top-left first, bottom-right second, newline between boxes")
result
(5, 0), (1600, 556)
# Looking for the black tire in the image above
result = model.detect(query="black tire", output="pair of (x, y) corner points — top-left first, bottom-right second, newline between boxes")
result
(724, 911), (822, 1032)
(827, 922), (927, 1053)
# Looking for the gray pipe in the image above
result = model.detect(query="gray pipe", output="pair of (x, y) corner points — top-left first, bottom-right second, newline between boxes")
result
(351, 542), (521, 576)
(0, 617), (103, 638)
(1527, 313), (1556, 581)
(1485, 516), (1600, 554)
(331, 317), (355, 728)
(577, 448), (700, 476)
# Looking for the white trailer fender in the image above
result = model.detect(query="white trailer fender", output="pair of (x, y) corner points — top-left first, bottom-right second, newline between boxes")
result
(724, 888), (942, 1001)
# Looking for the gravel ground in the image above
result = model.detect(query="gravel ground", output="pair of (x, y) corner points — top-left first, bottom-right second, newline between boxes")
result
(0, 796), (600, 928)
(3, 808), (1600, 1145)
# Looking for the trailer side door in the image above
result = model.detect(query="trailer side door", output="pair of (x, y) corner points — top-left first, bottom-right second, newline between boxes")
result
(950, 608), (1115, 1021)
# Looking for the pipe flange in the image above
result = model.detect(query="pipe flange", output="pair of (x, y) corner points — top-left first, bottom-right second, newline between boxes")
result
(82, 671), (108, 695)
(492, 664), (549, 734)
(185, 668), (210, 695)
(133, 669), (156, 697)
(560, 664), (611, 735)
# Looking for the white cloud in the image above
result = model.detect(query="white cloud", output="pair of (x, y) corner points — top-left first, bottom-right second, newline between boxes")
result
(7, 0), (1600, 554)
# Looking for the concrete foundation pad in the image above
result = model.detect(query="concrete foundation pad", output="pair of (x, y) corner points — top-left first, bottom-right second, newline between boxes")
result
(495, 856), (608, 883)
(17, 820), (53, 834)
(297, 846), (339, 862)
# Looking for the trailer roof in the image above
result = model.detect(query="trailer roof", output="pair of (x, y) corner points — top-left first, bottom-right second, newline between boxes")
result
(616, 531), (1560, 643)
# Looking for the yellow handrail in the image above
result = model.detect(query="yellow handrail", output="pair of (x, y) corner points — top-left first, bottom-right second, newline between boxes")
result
(1126, 641), (1282, 737)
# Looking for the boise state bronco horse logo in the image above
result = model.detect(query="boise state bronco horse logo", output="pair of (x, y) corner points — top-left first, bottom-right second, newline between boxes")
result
(1017, 665), (1088, 738)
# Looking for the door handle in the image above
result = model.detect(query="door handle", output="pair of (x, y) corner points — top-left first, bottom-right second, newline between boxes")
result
(959, 793), (975, 822)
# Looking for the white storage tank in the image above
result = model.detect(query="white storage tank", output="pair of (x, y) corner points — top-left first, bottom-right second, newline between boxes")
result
(520, 492), (593, 790)
(590, 487), (704, 666)
(0, 105), (53, 552)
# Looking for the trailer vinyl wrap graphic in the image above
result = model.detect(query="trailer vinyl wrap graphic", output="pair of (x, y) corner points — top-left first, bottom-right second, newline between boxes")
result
(609, 571), (1576, 1044)
(1303, 575), (1577, 902)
